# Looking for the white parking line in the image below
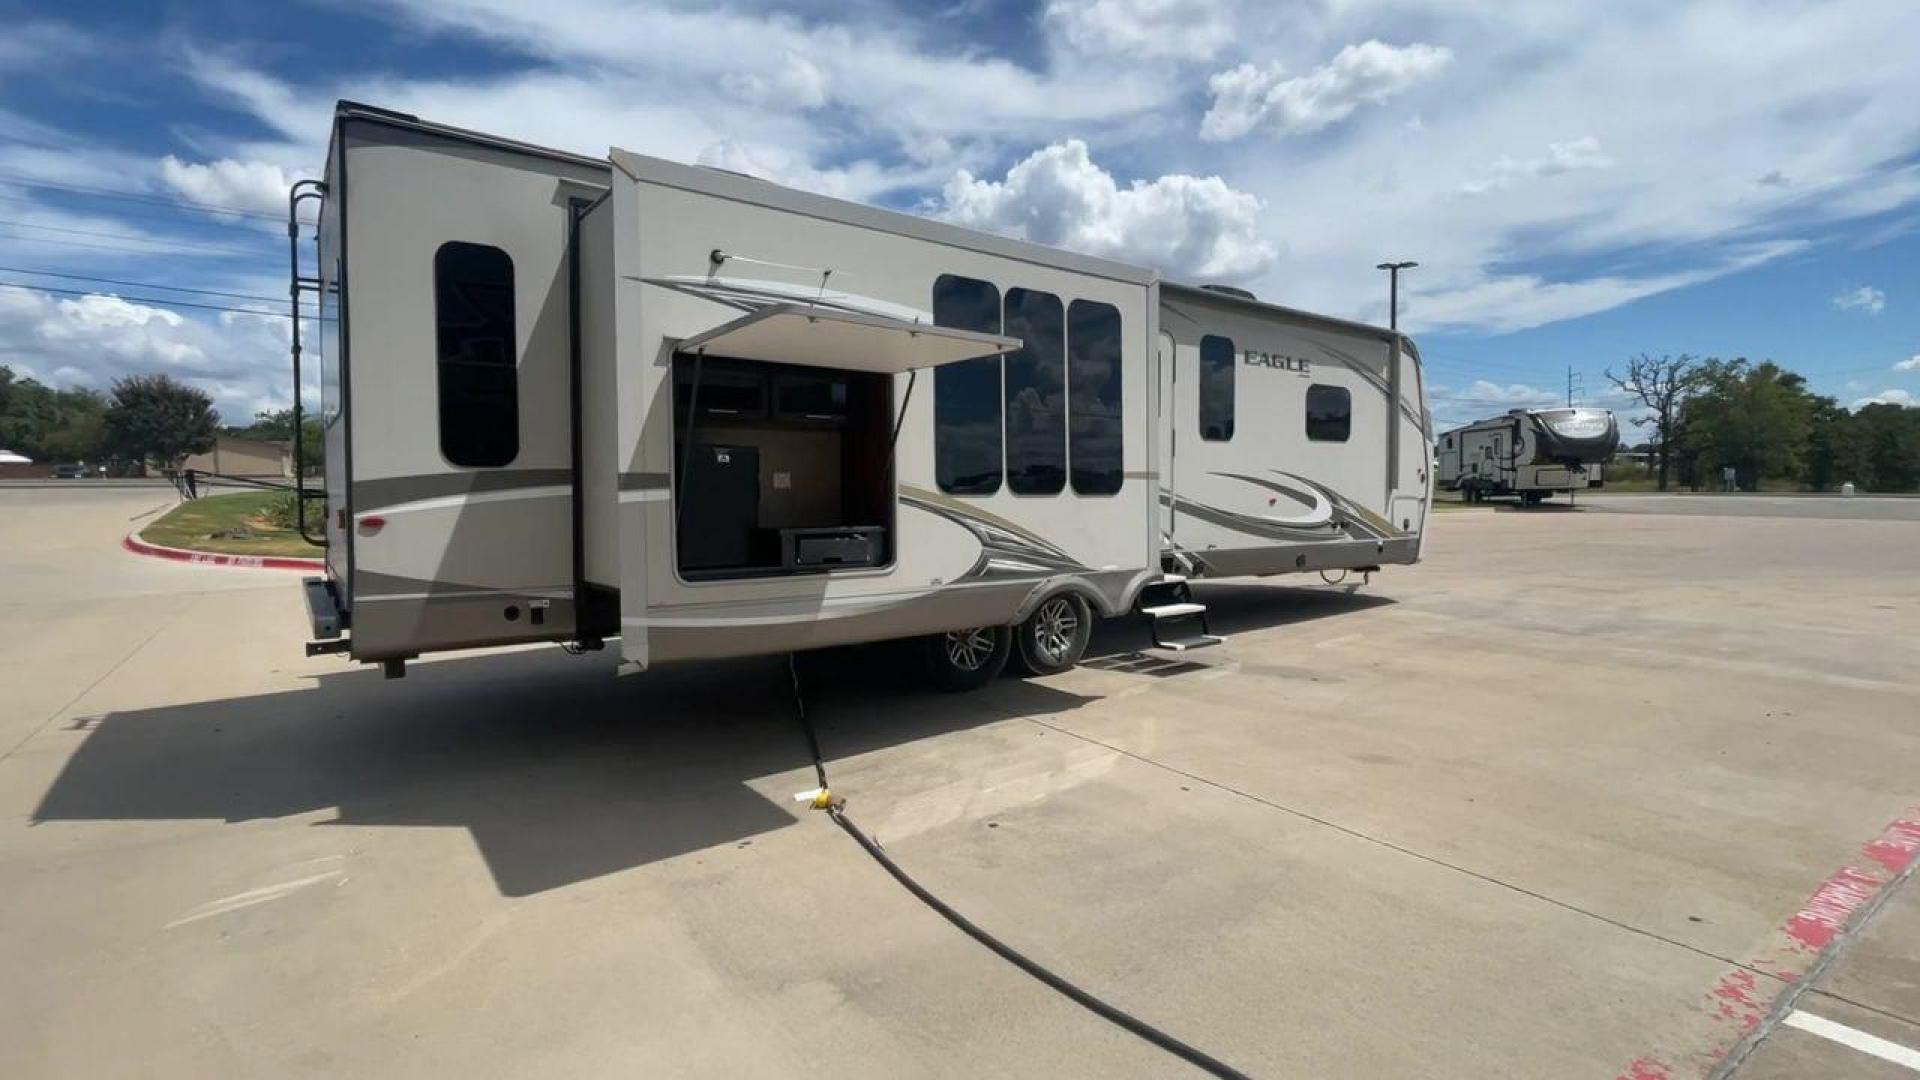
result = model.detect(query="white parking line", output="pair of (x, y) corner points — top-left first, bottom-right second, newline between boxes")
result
(1784, 1010), (1920, 1072)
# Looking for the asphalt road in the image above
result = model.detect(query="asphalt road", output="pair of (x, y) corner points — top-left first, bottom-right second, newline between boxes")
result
(1583, 492), (1920, 521)
(1, 487), (1915, 1078)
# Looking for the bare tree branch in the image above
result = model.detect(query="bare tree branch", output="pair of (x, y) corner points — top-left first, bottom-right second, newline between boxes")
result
(1604, 353), (1699, 491)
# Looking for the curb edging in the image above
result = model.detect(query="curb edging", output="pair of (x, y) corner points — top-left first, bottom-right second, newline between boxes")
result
(122, 532), (324, 572)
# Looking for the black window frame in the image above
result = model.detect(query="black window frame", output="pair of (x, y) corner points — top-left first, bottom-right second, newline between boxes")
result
(1199, 334), (1235, 442)
(1003, 287), (1066, 496)
(433, 241), (520, 468)
(1067, 298), (1124, 496)
(932, 274), (1005, 495)
(1305, 383), (1352, 443)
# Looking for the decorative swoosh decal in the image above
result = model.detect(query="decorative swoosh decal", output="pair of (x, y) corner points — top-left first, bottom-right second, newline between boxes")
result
(900, 486), (1088, 580)
(1211, 471), (1335, 528)
(1165, 470), (1407, 544)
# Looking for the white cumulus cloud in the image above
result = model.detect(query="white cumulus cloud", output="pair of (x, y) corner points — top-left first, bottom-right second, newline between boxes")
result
(718, 51), (828, 110)
(1831, 285), (1886, 314)
(158, 156), (302, 216)
(1201, 41), (1453, 141)
(1852, 388), (1914, 409)
(934, 139), (1275, 280)
(1044, 0), (1237, 60)
(1894, 354), (1920, 371)
(1461, 137), (1616, 195)
(0, 288), (295, 421)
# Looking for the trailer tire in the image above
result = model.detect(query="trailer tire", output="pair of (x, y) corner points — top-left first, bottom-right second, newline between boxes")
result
(1010, 594), (1092, 677)
(923, 625), (1012, 692)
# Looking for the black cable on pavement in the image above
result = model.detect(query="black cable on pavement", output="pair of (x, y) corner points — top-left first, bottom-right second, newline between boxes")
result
(785, 652), (1255, 1080)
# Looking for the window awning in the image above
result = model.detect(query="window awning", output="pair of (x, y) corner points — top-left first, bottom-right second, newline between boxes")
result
(676, 303), (1020, 374)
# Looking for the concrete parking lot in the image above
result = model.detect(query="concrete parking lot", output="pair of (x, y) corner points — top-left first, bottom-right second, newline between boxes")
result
(2, 486), (1915, 1078)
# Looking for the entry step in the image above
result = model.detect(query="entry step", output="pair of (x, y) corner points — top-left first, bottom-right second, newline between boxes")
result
(1141, 602), (1206, 619)
(1138, 577), (1223, 652)
(1155, 632), (1223, 652)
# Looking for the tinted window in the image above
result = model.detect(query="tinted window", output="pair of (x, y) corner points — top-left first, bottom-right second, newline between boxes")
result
(1004, 288), (1065, 495)
(434, 242), (518, 467)
(933, 274), (1003, 494)
(1307, 384), (1351, 442)
(1068, 300), (1123, 495)
(1199, 334), (1234, 441)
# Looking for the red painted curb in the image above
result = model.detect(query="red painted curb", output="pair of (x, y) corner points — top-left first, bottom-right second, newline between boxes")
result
(1615, 806), (1920, 1078)
(122, 532), (324, 572)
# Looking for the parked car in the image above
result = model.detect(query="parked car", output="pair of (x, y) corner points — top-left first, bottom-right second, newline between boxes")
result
(52, 464), (89, 479)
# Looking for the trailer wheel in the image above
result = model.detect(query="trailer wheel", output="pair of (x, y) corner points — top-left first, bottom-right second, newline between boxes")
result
(923, 625), (1012, 691)
(1010, 594), (1092, 677)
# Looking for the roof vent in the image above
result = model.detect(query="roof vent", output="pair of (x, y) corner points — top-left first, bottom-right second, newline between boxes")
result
(1198, 284), (1256, 301)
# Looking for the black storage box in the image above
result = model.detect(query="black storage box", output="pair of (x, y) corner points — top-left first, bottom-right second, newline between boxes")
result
(781, 526), (886, 569)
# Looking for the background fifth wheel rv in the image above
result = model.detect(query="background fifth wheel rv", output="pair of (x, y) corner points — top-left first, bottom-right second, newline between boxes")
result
(294, 102), (1433, 688)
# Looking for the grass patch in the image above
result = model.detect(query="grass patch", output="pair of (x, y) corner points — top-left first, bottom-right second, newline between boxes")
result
(140, 491), (323, 558)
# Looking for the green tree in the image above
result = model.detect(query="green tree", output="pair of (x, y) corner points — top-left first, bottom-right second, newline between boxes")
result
(225, 406), (323, 476)
(0, 367), (106, 462)
(1677, 359), (1818, 490)
(1, 367), (53, 456)
(1804, 397), (1866, 492)
(103, 374), (219, 470)
(41, 388), (108, 462)
(1852, 403), (1920, 492)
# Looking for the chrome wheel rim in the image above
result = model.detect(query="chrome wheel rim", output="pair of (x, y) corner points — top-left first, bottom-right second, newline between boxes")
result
(944, 628), (995, 670)
(1031, 597), (1079, 664)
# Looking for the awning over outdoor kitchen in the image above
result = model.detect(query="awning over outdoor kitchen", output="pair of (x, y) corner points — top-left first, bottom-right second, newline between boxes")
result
(675, 302), (1020, 374)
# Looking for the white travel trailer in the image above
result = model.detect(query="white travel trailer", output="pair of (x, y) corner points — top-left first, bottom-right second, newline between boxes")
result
(1434, 407), (1620, 504)
(293, 103), (1431, 687)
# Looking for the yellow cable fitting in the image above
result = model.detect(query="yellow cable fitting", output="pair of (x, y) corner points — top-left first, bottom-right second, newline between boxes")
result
(794, 786), (843, 811)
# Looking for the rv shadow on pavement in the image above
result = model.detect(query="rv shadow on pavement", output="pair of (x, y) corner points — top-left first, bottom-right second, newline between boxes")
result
(31, 646), (1095, 898)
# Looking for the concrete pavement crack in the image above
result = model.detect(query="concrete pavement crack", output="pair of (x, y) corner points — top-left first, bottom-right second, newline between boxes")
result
(1012, 710), (1765, 978)
(0, 620), (170, 766)
(1801, 988), (1920, 1031)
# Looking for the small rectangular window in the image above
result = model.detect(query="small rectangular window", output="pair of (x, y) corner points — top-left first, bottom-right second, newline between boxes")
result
(434, 241), (518, 467)
(1306, 384), (1351, 442)
(1004, 288), (1065, 495)
(933, 274), (1003, 494)
(1199, 334), (1234, 441)
(1068, 299), (1123, 495)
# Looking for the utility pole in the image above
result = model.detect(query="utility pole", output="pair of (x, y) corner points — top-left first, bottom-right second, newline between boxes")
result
(1375, 261), (1417, 332)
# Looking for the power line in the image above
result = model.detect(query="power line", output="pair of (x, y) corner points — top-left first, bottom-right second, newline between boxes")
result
(0, 264), (311, 307)
(0, 191), (307, 234)
(0, 217), (270, 256)
(0, 279), (293, 319)
(0, 230), (283, 261)
(0, 169), (296, 223)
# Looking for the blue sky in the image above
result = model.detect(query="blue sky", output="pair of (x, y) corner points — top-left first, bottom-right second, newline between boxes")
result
(1, 0), (1918, 429)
